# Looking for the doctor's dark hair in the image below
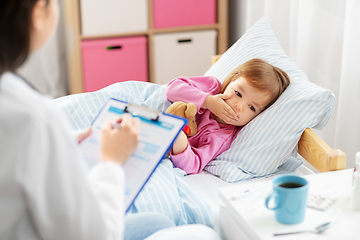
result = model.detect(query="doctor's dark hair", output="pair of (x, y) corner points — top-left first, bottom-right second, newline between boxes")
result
(0, 0), (49, 76)
(220, 58), (290, 112)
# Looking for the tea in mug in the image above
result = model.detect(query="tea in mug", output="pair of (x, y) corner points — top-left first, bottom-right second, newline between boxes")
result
(279, 182), (304, 188)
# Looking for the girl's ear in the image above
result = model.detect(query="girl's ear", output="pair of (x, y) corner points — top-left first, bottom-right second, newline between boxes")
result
(31, 0), (47, 32)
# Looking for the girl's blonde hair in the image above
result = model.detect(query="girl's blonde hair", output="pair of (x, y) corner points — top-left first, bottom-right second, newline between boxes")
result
(220, 58), (290, 111)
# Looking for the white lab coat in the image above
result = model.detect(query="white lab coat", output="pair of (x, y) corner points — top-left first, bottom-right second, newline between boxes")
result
(0, 72), (124, 240)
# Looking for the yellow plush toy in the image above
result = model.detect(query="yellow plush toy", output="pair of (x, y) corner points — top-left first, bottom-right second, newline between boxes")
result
(166, 101), (198, 137)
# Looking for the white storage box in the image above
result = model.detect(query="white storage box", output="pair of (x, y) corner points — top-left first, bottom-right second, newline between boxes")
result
(153, 30), (217, 85)
(80, 0), (148, 37)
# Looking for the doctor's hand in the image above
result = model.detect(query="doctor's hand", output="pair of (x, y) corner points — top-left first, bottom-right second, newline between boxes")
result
(100, 114), (140, 166)
(77, 127), (92, 143)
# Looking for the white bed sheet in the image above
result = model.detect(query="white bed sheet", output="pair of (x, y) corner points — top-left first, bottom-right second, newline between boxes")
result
(183, 165), (315, 233)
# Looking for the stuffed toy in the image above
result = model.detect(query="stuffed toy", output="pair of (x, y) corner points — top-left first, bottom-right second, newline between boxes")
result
(166, 101), (198, 137)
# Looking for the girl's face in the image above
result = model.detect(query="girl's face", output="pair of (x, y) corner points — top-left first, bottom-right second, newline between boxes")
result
(222, 77), (272, 126)
(30, 0), (59, 52)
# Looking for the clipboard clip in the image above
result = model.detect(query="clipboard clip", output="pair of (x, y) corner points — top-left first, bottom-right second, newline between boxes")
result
(124, 103), (161, 121)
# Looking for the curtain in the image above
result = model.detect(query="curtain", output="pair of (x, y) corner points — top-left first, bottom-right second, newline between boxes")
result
(229, 0), (360, 168)
(18, 1), (68, 98)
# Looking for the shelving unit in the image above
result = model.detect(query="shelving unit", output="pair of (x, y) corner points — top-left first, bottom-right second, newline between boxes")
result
(63, 0), (228, 94)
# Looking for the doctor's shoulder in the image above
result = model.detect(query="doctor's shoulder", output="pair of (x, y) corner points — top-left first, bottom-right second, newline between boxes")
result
(1, 73), (72, 143)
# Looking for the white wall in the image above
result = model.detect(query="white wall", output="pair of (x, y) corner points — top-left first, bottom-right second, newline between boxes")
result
(229, 0), (248, 46)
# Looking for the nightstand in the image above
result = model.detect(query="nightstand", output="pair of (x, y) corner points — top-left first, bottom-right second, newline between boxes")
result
(219, 169), (360, 240)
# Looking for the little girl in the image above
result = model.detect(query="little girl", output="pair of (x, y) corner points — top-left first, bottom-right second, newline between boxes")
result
(165, 58), (290, 174)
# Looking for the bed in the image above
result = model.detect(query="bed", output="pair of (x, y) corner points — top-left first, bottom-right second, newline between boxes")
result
(53, 18), (346, 235)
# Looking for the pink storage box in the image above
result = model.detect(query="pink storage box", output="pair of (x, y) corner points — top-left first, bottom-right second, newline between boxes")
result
(153, 0), (216, 28)
(81, 36), (148, 92)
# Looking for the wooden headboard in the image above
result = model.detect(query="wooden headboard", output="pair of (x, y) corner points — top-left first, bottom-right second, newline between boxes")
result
(211, 55), (346, 172)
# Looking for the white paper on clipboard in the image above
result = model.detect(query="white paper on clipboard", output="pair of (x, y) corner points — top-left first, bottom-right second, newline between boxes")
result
(78, 98), (187, 213)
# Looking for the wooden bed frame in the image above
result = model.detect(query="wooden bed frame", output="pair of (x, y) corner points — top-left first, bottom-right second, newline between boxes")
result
(211, 55), (346, 172)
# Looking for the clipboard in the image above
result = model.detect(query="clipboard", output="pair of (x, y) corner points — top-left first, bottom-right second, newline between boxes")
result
(78, 98), (187, 213)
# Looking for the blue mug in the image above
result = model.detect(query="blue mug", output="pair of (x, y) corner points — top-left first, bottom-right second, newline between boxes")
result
(265, 175), (309, 224)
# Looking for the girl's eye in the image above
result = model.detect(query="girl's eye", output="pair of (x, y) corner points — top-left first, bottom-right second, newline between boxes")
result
(235, 90), (242, 97)
(249, 105), (256, 112)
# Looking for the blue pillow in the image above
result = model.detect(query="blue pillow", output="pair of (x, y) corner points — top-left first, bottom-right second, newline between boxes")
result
(53, 84), (215, 227)
(203, 18), (335, 182)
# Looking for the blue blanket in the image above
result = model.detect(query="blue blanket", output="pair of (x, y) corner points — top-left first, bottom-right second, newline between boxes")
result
(53, 81), (214, 227)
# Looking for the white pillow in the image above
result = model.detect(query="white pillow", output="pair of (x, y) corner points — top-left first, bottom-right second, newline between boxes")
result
(203, 18), (335, 182)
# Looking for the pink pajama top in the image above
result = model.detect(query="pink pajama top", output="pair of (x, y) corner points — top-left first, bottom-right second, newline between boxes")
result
(166, 76), (241, 174)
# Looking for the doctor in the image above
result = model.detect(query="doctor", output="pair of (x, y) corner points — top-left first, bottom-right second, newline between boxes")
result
(0, 0), (221, 240)
(0, 0), (142, 239)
